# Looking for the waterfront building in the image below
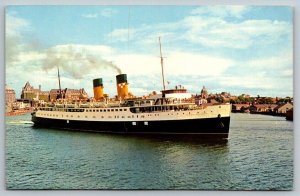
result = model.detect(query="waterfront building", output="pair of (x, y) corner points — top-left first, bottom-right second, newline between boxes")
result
(209, 99), (219, 104)
(232, 104), (250, 112)
(21, 82), (88, 102)
(250, 104), (278, 112)
(21, 82), (50, 101)
(286, 108), (293, 121)
(274, 103), (293, 114)
(12, 101), (31, 110)
(49, 88), (88, 101)
(194, 86), (209, 105)
(5, 84), (16, 104)
(200, 86), (208, 99)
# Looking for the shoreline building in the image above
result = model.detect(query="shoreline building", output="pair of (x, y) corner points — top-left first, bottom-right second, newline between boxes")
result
(21, 82), (50, 101)
(5, 84), (16, 105)
(49, 88), (88, 101)
(21, 82), (89, 102)
(5, 84), (16, 113)
(195, 86), (208, 105)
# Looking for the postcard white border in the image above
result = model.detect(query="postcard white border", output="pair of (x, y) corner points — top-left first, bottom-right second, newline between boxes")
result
(0, 1), (299, 196)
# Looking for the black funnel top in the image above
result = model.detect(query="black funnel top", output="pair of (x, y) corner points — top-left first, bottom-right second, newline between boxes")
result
(116, 74), (127, 84)
(93, 78), (103, 87)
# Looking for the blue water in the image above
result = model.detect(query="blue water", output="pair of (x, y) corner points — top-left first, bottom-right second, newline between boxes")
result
(5, 113), (293, 190)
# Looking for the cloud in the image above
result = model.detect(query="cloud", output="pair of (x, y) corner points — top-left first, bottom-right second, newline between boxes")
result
(244, 52), (292, 69)
(109, 28), (134, 42)
(214, 51), (293, 96)
(182, 16), (292, 49)
(219, 76), (273, 89)
(81, 13), (98, 18)
(114, 54), (158, 74)
(81, 8), (118, 19)
(282, 69), (293, 77)
(114, 51), (233, 77)
(7, 43), (122, 80)
(17, 51), (46, 63)
(108, 7), (291, 50)
(5, 14), (31, 66)
(165, 52), (233, 76)
(5, 6), (293, 98)
(190, 6), (249, 18)
(100, 8), (117, 17)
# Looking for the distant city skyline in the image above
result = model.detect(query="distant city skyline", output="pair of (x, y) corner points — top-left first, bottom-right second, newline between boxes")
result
(6, 6), (293, 98)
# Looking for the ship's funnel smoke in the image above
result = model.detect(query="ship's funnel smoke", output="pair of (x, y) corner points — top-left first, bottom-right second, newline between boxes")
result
(42, 45), (121, 79)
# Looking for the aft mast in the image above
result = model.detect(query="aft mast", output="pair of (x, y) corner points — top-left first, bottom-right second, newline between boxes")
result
(57, 66), (62, 99)
(159, 37), (166, 93)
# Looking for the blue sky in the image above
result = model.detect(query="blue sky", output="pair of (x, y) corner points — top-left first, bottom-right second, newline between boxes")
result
(5, 5), (293, 98)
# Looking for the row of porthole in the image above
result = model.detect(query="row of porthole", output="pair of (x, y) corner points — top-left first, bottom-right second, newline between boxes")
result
(85, 108), (127, 112)
(42, 112), (206, 118)
(57, 115), (146, 119)
(42, 111), (214, 119)
(41, 113), (59, 117)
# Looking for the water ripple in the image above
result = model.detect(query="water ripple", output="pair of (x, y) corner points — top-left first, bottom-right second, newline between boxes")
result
(6, 113), (293, 190)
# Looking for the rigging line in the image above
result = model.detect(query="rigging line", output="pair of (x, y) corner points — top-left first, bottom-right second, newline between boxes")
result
(127, 7), (131, 53)
(110, 8), (113, 65)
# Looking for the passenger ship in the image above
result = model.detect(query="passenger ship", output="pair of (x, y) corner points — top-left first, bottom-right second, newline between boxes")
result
(32, 90), (231, 135)
(31, 38), (231, 136)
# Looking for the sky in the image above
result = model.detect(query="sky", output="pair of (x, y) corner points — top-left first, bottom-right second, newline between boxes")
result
(5, 5), (293, 98)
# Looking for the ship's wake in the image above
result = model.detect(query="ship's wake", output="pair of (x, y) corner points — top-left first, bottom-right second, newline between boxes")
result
(6, 120), (34, 125)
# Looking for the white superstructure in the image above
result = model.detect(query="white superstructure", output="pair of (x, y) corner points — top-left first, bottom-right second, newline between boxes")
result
(35, 101), (231, 123)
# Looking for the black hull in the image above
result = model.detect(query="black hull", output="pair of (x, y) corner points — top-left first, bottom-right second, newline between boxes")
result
(32, 116), (230, 136)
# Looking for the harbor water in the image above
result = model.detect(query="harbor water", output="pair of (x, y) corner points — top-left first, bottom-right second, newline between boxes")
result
(5, 113), (293, 190)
